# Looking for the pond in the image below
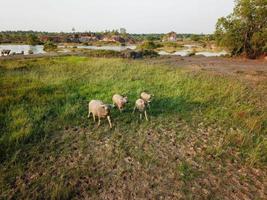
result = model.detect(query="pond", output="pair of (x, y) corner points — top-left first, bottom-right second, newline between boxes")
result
(76, 45), (136, 51)
(195, 51), (228, 57)
(0, 44), (228, 57)
(158, 44), (228, 57)
(158, 50), (228, 57)
(0, 44), (45, 55)
(0, 44), (137, 56)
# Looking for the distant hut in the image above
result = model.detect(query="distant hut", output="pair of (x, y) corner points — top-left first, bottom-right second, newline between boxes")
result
(163, 31), (177, 42)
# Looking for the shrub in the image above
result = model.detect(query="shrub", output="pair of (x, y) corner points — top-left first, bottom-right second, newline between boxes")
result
(163, 42), (180, 48)
(43, 41), (57, 52)
(138, 40), (162, 50)
(121, 49), (142, 59)
(190, 35), (201, 42)
(27, 34), (40, 45)
(121, 49), (159, 59)
(187, 52), (196, 57)
(139, 49), (159, 58)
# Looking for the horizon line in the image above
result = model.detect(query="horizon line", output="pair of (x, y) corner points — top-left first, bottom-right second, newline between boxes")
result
(0, 29), (213, 35)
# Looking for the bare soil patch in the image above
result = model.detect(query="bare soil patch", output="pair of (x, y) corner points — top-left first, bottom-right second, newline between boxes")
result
(147, 55), (267, 80)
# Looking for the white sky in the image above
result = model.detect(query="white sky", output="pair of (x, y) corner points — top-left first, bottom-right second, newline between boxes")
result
(0, 0), (235, 33)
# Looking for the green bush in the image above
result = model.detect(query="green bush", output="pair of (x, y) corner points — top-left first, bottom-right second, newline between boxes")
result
(78, 49), (158, 59)
(187, 52), (196, 57)
(121, 49), (142, 59)
(138, 40), (162, 50)
(138, 49), (159, 58)
(190, 35), (201, 42)
(121, 49), (159, 59)
(163, 42), (180, 48)
(43, 41), (57, 52)
(27, 34), (41, 45)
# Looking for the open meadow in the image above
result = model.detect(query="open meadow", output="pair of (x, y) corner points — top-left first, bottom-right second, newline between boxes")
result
(0, 56), (266, 199)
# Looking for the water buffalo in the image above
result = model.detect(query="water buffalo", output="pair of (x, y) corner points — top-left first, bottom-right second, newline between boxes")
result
(1, 49), (11, 56)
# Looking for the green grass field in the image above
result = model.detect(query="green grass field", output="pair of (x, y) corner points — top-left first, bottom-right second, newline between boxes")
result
(0, 56), (266, 199)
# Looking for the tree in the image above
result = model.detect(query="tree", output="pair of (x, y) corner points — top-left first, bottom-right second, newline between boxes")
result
(27, 34), (40, 45)
(215, 0), (267, 58)
(43, 41), (57, 52)
(190, 34), (201, 42)
(138, 40), (162, 50)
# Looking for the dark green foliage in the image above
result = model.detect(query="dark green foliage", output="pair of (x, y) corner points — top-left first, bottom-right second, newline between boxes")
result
(78, 49), (158, 59)
(187, 52), (196, 57)
(121, 49), (143, 59)
(138, 40), (163, 50)
(0, 31), (48, 44)
(215, 0), (267, 58)
(138, 49), (159, 58)
(121, 49), (158, 58)
(163, 42), (181, 48)
(43, 41), (57, 52)
(131, 33), (164, 41)
(190, 34), (201, 42)
(27, 34), (40, 45)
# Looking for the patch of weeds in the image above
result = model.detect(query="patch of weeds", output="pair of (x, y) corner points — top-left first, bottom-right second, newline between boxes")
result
(177, 161), (200, 182)
(205, 144), (227, 160)
(246, 138), (267, 166)
(50, 182), (76, 200)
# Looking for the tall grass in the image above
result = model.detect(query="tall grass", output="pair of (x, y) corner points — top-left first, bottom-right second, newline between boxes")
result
(0, 56), (266, 165)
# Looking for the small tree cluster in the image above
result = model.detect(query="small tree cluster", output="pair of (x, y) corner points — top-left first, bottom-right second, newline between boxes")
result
(215, 0), (267, 58)
(27, 34), (40, 45)
(138, 40), (162, 50)
(43, 41), (57, 52)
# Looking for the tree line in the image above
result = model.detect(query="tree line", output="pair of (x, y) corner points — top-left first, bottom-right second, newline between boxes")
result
(2, 1), (265, 60)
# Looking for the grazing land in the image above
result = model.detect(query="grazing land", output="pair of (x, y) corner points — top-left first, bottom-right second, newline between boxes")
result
(0, 56), (266, 199)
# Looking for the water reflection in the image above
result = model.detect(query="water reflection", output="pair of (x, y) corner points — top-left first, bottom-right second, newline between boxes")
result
(0, 44), (45, 55)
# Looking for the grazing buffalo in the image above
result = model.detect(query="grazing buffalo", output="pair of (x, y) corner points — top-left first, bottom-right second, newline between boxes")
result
(1, 49), (11, 56)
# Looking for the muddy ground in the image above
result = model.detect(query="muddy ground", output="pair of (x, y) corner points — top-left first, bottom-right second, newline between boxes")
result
(147, 55), (267, 78)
